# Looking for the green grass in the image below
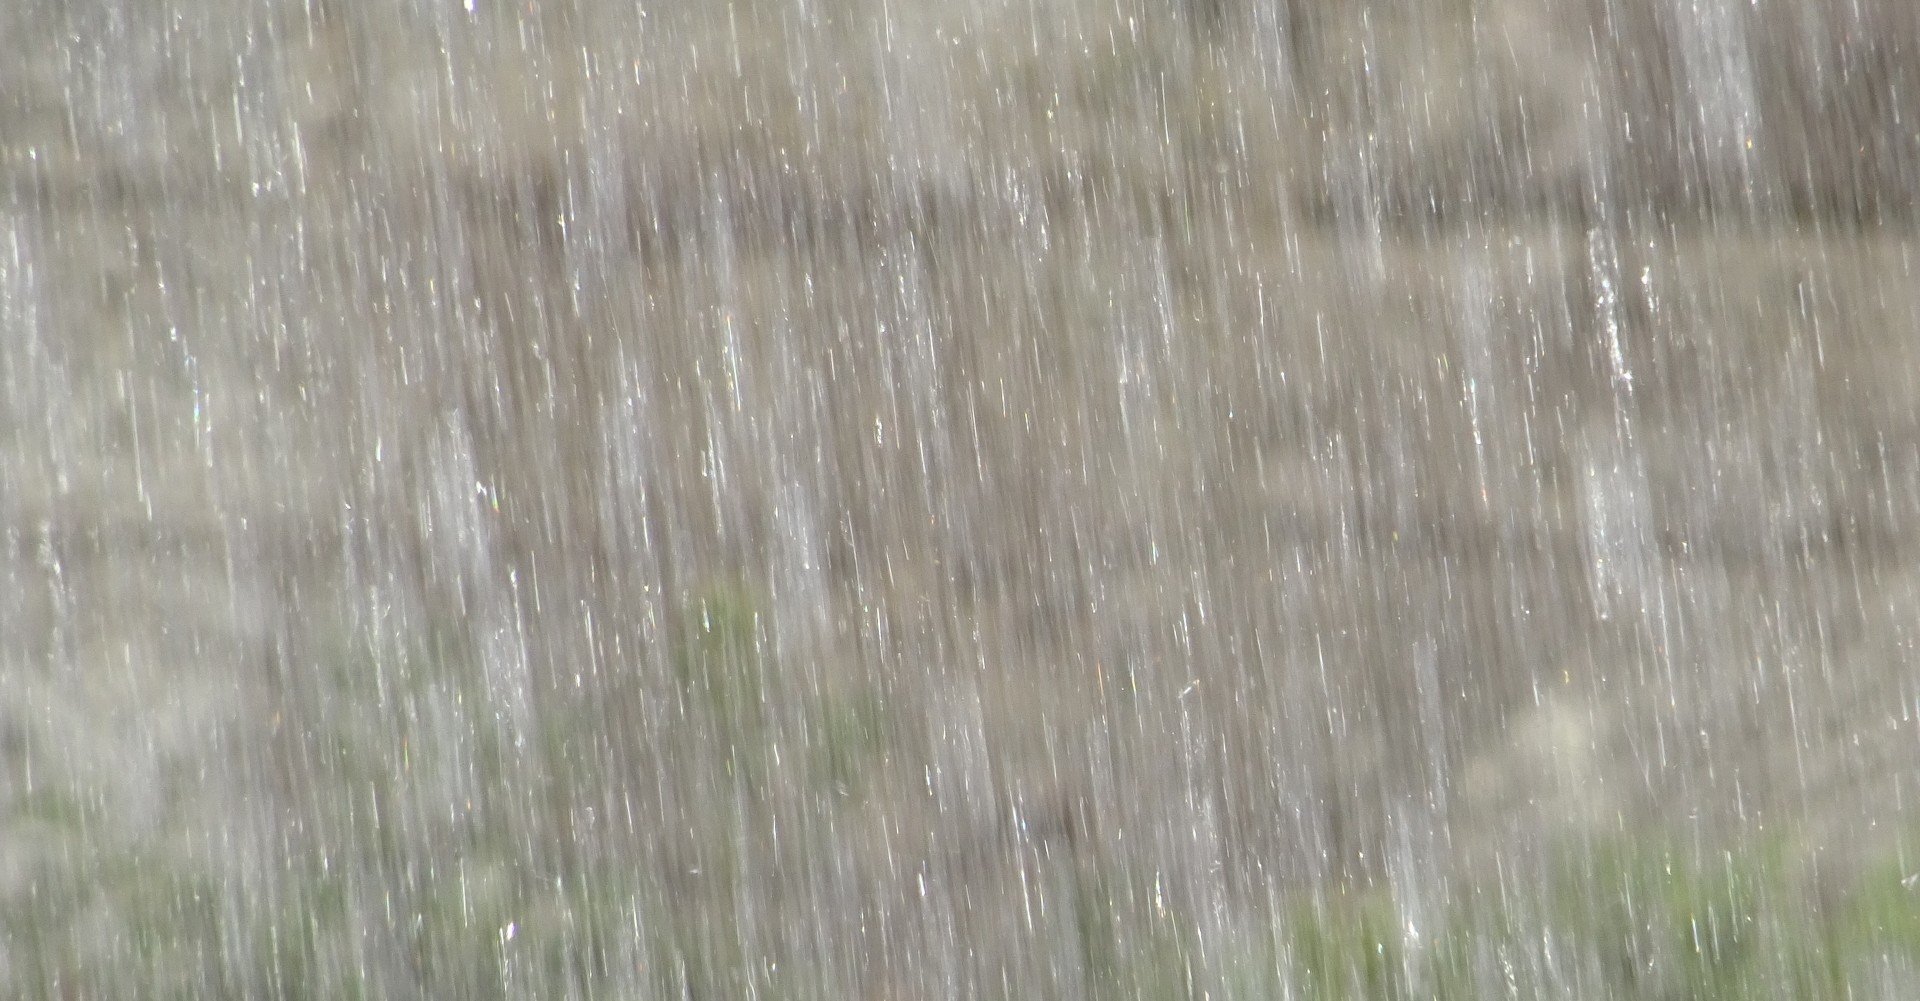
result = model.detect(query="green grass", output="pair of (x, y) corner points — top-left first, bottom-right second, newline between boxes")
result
(9, 590), (1919, 1000)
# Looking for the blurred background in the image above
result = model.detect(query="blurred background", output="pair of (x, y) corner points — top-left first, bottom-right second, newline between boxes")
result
(4, 0), (1920, 997)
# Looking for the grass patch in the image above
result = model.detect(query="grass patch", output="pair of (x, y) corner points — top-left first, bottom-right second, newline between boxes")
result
(12, 592), (1918, 1000)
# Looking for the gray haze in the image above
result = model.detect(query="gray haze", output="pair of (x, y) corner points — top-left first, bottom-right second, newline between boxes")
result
(3, 0), (1919, 997)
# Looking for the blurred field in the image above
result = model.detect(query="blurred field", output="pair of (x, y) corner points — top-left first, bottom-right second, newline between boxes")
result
(3, 0), (1920, 997)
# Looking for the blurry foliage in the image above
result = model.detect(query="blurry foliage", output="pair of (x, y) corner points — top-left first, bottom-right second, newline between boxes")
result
(1250, 833), (1920, 1001)
(7, 584), (1920, 998)
(670, 580), (767, 726)
(1071, 865), (1202, 1001)
(808, 685), (889, 794)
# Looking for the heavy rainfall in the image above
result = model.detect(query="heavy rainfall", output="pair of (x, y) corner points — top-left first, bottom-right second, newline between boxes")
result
(3, 0), (1919, 997)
